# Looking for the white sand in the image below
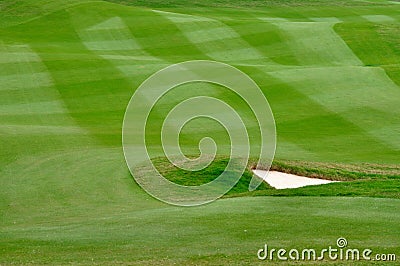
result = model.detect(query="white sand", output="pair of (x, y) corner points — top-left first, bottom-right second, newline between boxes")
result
(253, 170), (338, 189)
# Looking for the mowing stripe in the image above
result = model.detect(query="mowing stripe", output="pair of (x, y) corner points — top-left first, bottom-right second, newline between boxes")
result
(100, 54), (163, 61)
(0, 43), (93, 120)
(272, 22), (363, 66)
(0, 100), (76, 115)
(86, 16), (126, 30)
(268, 66), (400, 112)
(184, 26), (241, 43)
(258, 17), (289, 22)
(0, 44), (55, 92)
(368, 125), (400, 150)
(0, 72), (53, 91)
(268, 66), (400, 150)
(0, 124), (87, 135)
(79, 16), (157, 60)
(0, 50), (42, 64)
(80, 17), (143, 51)
(310, 17), (343, 23)
(362, 15), (396, 23)
(152, 10), (213, 23)
(0, 43), (95, 165)
(46, 66), (128, 85)
(156, 10), (274, 64)
(76, 15), (167, 80)
(83, 40), (140, 51)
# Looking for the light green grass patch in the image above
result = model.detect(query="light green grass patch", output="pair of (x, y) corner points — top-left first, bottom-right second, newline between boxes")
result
(310, 17), (343, 23)
(273, 21), (363, 66)
(362, 14), (396, 23)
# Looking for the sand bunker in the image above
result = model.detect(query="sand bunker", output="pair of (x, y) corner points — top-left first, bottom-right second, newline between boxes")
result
(253, 170), (339, 189)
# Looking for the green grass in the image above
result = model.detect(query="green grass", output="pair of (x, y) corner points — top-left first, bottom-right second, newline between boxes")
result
(0, 0), (399, 264)
(1, 196), (400, 265)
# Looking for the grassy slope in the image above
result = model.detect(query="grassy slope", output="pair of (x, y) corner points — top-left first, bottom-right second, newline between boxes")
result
(0, 0), (399, 264)
(1, 197), (399, 265)
(106, 0), (394, 8)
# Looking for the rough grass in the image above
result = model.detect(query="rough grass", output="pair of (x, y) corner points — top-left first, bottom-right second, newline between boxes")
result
(270, 160), (400, 180)
(151, 156), (400, 199)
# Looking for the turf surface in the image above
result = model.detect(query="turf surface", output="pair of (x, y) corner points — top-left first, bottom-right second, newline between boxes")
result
(0, 0), (399, 264)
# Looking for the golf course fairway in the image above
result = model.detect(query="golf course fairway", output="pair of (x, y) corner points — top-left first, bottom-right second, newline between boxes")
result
(0, 0), (399, 264)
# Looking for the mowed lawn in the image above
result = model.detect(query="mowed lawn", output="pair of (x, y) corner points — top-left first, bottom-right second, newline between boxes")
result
(0, 0), (399, 264)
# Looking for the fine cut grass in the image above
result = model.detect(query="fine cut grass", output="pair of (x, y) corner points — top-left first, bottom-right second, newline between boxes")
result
(1, 196), (399, 265)
(0, 0), (399, 264)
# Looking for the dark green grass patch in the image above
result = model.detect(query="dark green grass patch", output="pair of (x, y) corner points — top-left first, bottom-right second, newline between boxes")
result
(335, 22), (400, 86)
(151, 156), (400, 199)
